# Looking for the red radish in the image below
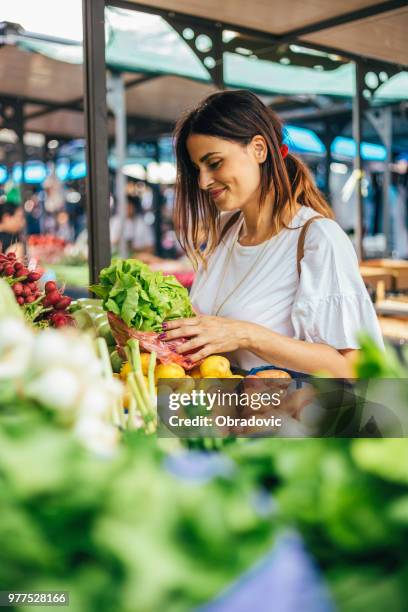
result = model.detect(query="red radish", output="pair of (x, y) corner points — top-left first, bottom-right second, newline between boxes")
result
(17, 296), (24, 305)
(22, 286), (32, 297)
(4, 264), (14, 276)
(27, 271), (42, 282)
(25, 295), (35, 303)
(45, 281), (57, 293)
(13, 283), (23, 296)
(6, 252), (16, 260)
(46, 290), (62, 306)
(28, 282), (37, 291)
(55, 296), (72, 310)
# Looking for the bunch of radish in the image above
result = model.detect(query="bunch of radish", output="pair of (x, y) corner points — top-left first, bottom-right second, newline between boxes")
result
(0, 252), (42, 305)
(42, 281), (74, 328)
(0, 251), (74, 328)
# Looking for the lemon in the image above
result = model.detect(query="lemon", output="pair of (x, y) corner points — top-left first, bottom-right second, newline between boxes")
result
(120, 361), (132, 381)
(200, 355), (231, 378)
(140, 352), (152, 376)
(155, 363), (185, 383)
(190, 366), (202, 378)
(123, 386), (130, 409)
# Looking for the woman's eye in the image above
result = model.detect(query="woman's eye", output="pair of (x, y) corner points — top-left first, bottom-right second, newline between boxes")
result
(209, 160), (221, 170)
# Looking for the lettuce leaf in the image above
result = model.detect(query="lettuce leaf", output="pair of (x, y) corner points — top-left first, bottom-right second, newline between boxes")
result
(90, 259), (195, 331)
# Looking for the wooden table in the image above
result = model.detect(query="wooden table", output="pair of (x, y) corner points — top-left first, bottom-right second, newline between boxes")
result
(362, 259), (408, 291)
(378, 316), (408, 344)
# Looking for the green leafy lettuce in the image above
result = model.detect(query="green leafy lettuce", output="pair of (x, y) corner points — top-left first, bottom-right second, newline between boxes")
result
(90, 259), (195, 330)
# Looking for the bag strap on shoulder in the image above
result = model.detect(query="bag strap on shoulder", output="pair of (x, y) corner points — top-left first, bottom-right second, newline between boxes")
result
(296, 215), (325, 278)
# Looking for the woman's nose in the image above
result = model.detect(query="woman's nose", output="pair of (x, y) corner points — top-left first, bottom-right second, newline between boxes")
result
(198, 169), (214, 191)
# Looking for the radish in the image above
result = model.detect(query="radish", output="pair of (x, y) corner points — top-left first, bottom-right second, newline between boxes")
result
(55, 296), (72, 310)
(45, 281), (57, 293)
(13, 283), (23, 296)
(22, 286), (32, 297)
(46, 290), (62, 306)
(27, 271), (42, 282)
(7, 252), (16, 260)
(4, 264), (15, 276)
(25, 295), (35, 303)
(17, 296), (24, 305)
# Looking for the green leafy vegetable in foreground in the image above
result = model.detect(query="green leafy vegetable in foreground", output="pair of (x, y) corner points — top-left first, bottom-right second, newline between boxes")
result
(90, 259), (195, 331)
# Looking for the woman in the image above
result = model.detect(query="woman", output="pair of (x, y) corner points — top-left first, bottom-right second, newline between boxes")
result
(160, 90), (383, 377)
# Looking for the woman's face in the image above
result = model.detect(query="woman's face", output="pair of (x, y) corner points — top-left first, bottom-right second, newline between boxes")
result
(186, 134), (266, 212)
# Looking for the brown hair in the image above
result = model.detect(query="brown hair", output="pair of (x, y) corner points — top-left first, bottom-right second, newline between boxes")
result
(173, 89), (334, 268)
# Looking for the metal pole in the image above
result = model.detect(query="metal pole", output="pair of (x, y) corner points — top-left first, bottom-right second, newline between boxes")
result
(107, 71), (127, 258)
(152, 142), (164, 257)
(366, 106), (393, 256)
(82, 0), (111, 284)
(381, 107), (392, 256)
(352, 61), (364, 261)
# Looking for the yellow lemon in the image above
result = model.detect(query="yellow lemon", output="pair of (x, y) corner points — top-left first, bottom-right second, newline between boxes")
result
(123, 386), (130, 409)
(140, 352), (153, 376)
(155, 363), (185, 383)
(190, 366), (202, 378)
(200, 355), (231, 378)
(120, 361), (132, 381)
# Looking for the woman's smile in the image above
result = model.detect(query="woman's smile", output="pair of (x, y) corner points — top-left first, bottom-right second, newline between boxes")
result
(210, 187), (227, 201)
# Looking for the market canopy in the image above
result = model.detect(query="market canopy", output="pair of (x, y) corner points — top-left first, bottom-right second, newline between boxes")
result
(0, 2), (406, 141)
(122, 0), (408, 66)
(16, 7), (408, 100)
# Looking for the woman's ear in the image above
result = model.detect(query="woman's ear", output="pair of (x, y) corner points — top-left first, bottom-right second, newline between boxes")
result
(250, 135), (268, 164)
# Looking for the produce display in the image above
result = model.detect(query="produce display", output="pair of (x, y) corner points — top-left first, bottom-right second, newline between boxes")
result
(1, 253), (408, 612)
(0, 252), (74, 328)
(27, 234), (67, 264)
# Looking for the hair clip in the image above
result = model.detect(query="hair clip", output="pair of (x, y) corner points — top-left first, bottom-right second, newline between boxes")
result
(280, 144), (289, 159)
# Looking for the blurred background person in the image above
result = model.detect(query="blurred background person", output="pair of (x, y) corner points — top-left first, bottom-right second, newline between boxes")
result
(0, 203), (26, 258)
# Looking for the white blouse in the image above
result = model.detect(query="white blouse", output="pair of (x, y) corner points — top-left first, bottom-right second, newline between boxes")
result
(190, 206), (384, 371)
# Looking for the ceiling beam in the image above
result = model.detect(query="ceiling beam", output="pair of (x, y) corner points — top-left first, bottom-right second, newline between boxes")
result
(278, 1), (407, 40)
(23, 73), (163, 121)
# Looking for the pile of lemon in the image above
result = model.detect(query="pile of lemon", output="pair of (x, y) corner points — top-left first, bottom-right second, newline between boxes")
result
(155, 355), (243, 381)
(119, 354), (243, 384)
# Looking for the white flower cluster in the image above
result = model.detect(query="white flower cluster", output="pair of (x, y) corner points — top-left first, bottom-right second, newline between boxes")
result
(0, 317), (123, 456)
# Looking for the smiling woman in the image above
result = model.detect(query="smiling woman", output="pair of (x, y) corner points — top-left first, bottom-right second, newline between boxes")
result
(166, 90), (384, 376)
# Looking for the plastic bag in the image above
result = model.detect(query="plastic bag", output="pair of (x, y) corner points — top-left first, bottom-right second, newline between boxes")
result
(108, 312), (201, 370)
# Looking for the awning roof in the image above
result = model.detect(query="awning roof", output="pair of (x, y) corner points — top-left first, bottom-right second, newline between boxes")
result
(0, 2), (406, 141)
(124, 0), (408, 66)
(15, 7), (408, 100)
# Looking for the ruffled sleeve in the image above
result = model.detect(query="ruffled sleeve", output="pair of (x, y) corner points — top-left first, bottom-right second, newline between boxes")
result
(291, 219), (384, 350)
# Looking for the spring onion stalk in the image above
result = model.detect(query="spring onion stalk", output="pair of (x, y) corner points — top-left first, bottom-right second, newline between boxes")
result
(126, 340), (155, 412)
(127, 373), (155, 433)
(148, 351), (157, 404)
(96, 337), (124, 429)
(127, 389), (138, 430)
(97, 337), (113, 377)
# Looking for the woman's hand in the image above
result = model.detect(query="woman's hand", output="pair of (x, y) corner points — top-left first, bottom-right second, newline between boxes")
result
(159, 315), (249, 363)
